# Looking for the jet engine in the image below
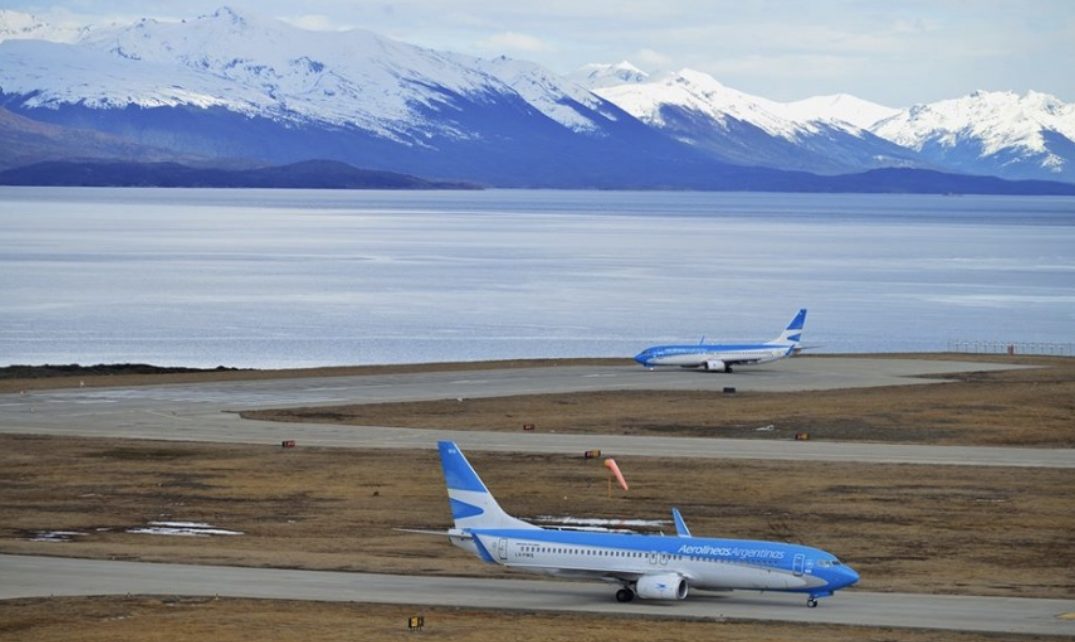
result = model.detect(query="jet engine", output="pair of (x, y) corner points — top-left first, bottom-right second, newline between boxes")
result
(635, 573), (688, 600)
(703, 359), (727, 372)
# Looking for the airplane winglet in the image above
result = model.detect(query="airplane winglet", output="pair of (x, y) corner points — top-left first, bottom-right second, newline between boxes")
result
(671, 508), (691, 537)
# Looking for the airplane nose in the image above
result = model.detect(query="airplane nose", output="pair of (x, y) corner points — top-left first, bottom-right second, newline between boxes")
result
(633, 352), (648, 366)
(842, 565), (860, 588)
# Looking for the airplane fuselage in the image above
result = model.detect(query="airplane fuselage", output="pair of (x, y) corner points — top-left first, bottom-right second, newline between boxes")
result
(634, 343), (794, 368)
(453, 528), (857, 598)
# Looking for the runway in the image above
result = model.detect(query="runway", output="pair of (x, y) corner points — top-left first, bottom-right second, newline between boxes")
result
(2, 555), (1072, 636)
(1, 359), (1071, 468)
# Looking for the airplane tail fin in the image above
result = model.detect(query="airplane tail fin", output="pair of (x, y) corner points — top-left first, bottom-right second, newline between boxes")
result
(773, 309), (807, 345)
(438, 441), (538, 531)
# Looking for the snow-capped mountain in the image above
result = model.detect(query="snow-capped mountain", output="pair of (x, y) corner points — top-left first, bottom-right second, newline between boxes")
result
(74, 8), (538, 143)
(1, 7), (720, 187)
(1, 8), (627, 140)
(871, 90), (1075, 182)
(591, 67), (920, 174)
(0, 7), (1071, 189)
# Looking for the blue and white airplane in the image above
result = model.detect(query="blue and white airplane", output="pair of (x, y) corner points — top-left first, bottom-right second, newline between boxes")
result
(428, 440), (857, 607)
(634, 309), (808, 372)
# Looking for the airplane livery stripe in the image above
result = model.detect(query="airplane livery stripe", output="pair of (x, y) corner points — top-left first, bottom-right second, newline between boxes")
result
(449, 498), (485, 520)
(471, 528), (814, 561)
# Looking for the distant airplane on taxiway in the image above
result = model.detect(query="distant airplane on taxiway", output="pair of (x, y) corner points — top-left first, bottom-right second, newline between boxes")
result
(634, 309), (807, 372)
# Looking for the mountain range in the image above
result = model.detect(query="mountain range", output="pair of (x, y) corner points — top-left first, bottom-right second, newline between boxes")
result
(1, 7), (1073, 191)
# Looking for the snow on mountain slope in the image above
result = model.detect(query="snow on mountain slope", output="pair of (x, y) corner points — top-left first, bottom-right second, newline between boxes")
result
(782, 94), (900, 130)
(71, 8), (520, 143)
(0, 7), (635, 144)
(593, 67), (900, 140)
(466, 55), (626, 133)
(0, 38), (272, 112)
(591, 66), (919, 174)
(597, 68), (812, 139)
(871, 90), (1075, 179)
(568, 61), (649, 89)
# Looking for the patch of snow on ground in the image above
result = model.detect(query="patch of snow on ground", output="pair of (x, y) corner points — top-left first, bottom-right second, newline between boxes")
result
(127, 521), (243, 537)
(29, 530), (86, 542)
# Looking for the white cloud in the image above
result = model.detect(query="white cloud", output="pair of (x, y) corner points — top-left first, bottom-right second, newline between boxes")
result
(279, 14), (353, 32)
(478, 31), (552, 53)
(700, 53), (865, 79)
(632, 48), (671, 69)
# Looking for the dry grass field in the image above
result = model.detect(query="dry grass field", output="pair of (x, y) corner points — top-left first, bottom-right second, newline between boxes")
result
(244, 355), (1075, 447)
(1, 434), (1071, 599)
(0, 359), (624, 394)
(0, 596), (1058, 642)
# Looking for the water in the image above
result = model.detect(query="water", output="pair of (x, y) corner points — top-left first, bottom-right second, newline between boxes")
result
(2, 187), (1073, 368)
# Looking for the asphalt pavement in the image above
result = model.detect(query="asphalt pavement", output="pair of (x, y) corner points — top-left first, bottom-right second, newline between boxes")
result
(2, 555), (1072, 636)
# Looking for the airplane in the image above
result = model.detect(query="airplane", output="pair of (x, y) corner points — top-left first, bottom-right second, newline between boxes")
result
(420, 440), (858, 608)
(633, 309), (807, 372)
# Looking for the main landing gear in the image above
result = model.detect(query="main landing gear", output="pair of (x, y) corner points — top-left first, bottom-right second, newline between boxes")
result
(616, 587), (635, 603)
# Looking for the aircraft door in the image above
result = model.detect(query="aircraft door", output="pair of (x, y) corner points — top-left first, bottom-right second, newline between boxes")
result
(793, 554), (805, 576)
(497, 538), (508, 562)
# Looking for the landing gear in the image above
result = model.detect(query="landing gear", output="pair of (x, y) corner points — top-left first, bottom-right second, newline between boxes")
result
(616, 587), (635, 603)
(806, 597), (818, 608)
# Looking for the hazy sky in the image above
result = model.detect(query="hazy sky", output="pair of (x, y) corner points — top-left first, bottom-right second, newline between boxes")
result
(7, 0), (1074, 106)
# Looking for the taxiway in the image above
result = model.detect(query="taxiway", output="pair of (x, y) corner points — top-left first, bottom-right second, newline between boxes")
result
(2, 554), (1071, 636)
(0, 359), (1070, 468)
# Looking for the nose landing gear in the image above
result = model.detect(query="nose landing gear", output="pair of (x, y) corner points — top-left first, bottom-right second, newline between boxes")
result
(806, 597), (818, 608)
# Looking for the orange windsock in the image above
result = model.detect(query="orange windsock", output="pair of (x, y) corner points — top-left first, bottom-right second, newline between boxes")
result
(603, 457), (628, 491)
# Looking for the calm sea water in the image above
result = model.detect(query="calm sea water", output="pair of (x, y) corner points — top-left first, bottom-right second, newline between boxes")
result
(2, 187), (1073, 368)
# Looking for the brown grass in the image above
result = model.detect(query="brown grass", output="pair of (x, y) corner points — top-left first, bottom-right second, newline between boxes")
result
(1, 434), (1071, 599)
(245, 355), (1075, 447)
(0, 596), (1056, 642)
